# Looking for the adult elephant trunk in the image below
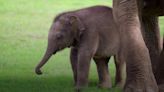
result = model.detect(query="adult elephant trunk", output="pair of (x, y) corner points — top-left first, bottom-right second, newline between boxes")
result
(35, 39), (56, 75)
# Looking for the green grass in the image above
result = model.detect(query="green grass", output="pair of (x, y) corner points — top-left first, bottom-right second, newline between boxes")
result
(0, 0), (163, 92)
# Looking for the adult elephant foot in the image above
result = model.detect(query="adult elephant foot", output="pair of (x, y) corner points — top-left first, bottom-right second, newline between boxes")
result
(123, 45), (158, 92)
(123, 47), (158, 92)
(124, 79), (158, 92)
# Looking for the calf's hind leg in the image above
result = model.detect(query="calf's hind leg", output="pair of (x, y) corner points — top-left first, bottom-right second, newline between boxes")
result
(114, 55), (126, 88)
(93, 57), (112, 88)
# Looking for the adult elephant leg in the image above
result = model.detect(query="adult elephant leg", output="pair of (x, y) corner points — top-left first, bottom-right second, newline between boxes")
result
(156, 42), (164, 92)
(113, 0), (158, 92)
(93, 57), (112, 88)
(114, 55), (126, 88)
(70, 47), (78, 85)
(141, 16), (161, 74)
(156, 49), (164, 92)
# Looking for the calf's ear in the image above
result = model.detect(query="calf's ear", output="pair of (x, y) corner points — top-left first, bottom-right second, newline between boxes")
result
(68, 15), (86, 41)
(69, 15), (85, 31)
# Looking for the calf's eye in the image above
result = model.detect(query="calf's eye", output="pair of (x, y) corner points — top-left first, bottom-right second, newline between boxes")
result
(56, 34), (63, 39)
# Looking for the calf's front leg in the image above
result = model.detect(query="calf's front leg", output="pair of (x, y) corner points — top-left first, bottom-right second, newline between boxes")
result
(76, 51), (92, 91)
(70, 47), (78, 85)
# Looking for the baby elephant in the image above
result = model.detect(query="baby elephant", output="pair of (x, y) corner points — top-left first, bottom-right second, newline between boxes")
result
(35, 6), (125, 91)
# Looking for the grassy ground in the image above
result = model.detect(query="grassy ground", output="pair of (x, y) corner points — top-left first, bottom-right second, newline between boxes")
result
(0, 0), (163, 92)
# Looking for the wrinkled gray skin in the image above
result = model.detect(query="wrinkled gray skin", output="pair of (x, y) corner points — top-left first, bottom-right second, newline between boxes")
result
(156, 38), (164, 92)
(35, 6), (126, 90)
(112, 0), (164, 92)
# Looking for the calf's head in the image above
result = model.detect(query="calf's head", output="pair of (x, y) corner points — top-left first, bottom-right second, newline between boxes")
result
(35, 14), (85, 75)
(49, 14), (85, 51)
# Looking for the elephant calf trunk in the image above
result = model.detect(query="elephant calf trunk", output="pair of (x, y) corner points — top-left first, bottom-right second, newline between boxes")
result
(35, 66), (43, 75)
(35, 61), (45, 75)
(35, 48), (55, 75)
